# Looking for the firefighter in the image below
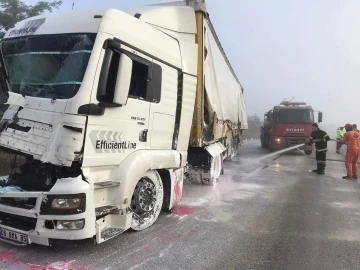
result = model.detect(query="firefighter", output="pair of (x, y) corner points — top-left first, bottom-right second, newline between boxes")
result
(308, 123), (330, 175)
(336, 126), (344, 154)
(342, 123), (360, 180)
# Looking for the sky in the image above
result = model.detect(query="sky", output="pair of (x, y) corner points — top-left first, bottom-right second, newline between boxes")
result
(22, 0), (360, 134)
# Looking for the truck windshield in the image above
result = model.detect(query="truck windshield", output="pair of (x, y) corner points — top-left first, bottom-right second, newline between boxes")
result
(277, 109), (314, 124)
(1, 33), (96, 99)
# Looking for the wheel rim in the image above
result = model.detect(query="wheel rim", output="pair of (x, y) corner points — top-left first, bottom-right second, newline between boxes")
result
(131, 178), (157, 214)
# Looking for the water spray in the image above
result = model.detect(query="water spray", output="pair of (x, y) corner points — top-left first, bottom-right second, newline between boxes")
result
(257, 143), (305, 162)
(257, 139), (359, 164)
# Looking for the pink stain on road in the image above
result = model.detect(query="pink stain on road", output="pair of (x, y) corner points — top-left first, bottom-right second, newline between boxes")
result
(0, 250), (86, 270)
(127, 253), (136, 260)
(172, 206), (195, 216)
(127, 246), (151, 260)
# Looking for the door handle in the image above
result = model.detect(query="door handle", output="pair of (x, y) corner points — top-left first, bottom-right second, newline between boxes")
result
(139, 129), (148, 142)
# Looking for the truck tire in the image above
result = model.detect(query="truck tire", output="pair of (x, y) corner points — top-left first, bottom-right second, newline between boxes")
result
(304, 150), (312, 156)
(234, 140), (239, 156)
(130, 170), (164, 231)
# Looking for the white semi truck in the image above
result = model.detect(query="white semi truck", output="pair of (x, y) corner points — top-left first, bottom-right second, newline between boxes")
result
(0, 0), (247, 246)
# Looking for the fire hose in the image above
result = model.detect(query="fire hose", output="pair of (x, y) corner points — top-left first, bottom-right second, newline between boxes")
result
(257, 139), (359, 164)
(294, 139), (360, 164)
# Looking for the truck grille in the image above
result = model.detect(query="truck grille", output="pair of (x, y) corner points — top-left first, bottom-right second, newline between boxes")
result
(284, 132), (306, 137)
(0, 212), (37, 231)
(0, 198), (36, 210)
(285, 139), (306, 146)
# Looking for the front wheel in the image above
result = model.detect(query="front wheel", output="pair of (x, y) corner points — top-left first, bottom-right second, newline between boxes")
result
(304, 150), (313, 156)
(130, 170), (164, 231)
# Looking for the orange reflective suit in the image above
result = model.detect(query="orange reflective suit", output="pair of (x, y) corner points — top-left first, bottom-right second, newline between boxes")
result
(342, 131), (360, 178)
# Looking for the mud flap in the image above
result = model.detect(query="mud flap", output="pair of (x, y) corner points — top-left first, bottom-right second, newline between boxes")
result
(95, 212), (132, 244)
(205, 142), (226, 157)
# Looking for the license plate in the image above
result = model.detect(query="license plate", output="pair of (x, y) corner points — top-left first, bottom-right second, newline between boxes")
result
(0, 227), (28, 244)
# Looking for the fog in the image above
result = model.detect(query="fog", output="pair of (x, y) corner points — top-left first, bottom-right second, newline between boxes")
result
(22, 0), (360, 137)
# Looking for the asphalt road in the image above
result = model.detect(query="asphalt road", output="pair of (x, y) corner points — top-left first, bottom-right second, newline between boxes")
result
(1, 141), (359, 270)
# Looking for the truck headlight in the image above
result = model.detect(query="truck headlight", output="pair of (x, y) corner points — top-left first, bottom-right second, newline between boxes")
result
(41, 194), (86, 215)
(51, 198), (81, 210)
(275, 138), (281, 143)
(56, 219), (85, 230)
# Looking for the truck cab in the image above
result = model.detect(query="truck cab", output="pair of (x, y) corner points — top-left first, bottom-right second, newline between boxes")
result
(0, 7), (198, 246)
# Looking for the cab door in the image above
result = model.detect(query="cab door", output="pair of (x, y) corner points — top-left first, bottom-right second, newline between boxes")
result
(83, 41), (156, 168)
(148, 61), (177, 150)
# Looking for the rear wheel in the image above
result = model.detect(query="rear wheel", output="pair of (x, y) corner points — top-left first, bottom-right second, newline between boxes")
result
(130, 170), (164, 231)
(234, 140), (239, 156)
(188, 153), (222, 185)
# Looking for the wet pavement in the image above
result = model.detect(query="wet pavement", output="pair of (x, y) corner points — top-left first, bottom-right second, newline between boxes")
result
(1, 141), (359, 270)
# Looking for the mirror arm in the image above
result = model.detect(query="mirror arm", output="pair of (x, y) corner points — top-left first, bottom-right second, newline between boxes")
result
(98, 102), (122, 108)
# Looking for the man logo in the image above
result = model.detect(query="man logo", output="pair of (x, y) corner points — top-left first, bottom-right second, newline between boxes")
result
(8, 18), (46, 37)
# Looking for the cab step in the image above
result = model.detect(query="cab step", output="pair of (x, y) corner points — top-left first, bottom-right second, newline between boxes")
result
(94, 181), (120, 190)
(95, 205), (120, 218)
(101, 228), (125, 241)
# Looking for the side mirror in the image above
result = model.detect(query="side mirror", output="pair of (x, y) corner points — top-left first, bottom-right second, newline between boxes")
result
(318, 112), (323, 123)
(113, 54), (133, 105)
(97, 47), (133, 107)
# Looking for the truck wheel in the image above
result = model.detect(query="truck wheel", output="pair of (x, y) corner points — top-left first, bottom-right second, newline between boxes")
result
(233, 141), (239, 156)
(304, 150), (312, 156)
(188, 155), (222, 185)
(130, 170), (164, 231)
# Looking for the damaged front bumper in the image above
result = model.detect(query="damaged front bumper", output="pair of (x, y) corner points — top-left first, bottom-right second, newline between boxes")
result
(0, 176), (95, 246)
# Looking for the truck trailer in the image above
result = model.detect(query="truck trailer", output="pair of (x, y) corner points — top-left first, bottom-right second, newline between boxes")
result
(0, 0), (247, 246)
(260, 101), (322, 155)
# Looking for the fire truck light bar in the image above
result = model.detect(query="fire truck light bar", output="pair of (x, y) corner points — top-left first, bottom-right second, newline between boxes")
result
(280, 101), (307, 106)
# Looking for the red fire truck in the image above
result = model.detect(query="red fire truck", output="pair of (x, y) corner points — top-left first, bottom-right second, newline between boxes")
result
(260, 101), (323, 155)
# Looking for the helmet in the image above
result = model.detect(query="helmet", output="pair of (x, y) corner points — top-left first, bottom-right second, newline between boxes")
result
(345, 123), (353, 131)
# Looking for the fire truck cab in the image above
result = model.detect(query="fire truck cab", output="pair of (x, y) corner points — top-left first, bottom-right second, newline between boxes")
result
(260, 101), (323, 155)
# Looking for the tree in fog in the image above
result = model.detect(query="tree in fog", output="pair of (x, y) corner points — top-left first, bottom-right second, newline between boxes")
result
(0, 0), (63, 39)
(243, 114), (263, 140)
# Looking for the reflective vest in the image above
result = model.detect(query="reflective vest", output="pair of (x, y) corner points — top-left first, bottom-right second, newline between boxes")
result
(337, 129), (343, 139)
